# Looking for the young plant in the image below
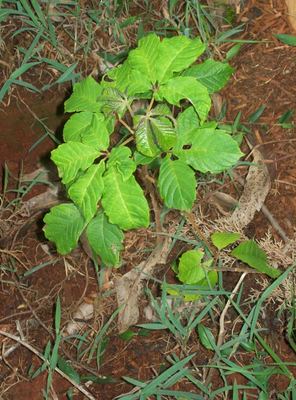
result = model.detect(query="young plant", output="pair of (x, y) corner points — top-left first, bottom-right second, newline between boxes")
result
(167, 249), (218, 301)
(43, 33), (241, 267)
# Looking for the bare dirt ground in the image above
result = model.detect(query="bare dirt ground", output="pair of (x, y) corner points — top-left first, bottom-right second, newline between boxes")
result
(1, 1), (296, 399)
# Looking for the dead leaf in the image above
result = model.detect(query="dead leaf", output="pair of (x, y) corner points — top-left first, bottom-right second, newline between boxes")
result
(64, 302), (94, 336)
(115, 237), (171, 333)
(228, 148), (271, 228)
(208, 191), (237, 215)
(24, 186), (60, 213)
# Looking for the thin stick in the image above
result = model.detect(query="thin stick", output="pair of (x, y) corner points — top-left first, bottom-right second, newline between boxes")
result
(216, 272), (247, 348)
(204, 272), (247, 391)
(0, 330), (96, 400)
(261, 204), (290, 243)
(275, 179), (296, 188)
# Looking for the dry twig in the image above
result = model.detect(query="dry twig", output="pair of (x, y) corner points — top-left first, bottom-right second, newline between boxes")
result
(0, 330), (97, 400)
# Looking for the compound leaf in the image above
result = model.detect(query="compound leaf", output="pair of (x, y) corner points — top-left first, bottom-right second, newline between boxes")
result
(63, 111), (93, 143)
(101, 87), (131, 117)
(135, 115), (176, 157)
(183, 59), (233, 93)
(63, 112), (109, 151)
(51, 142), (99, 184)
(86, 211), (124, 267)
(128, 33), (160, 84)
(231, 240), (281, 278)
(158, 157), (196, 211)
(107, 146), (136, 181)
(83, 113), (110, 150)
(151, 103), (171, 116)
(107, 60), (152, 97)
(64, 76), (102, 113)
(102, 169), (149, 230)
(68, 162), (105, 222)
(177, 106), (200, 135)
(157, 76), (211, 124)
(43, 203), (85, 254)
(174, 126), (243, 173)
(211, 232), (240, 250)
(156, 35), (205, 83)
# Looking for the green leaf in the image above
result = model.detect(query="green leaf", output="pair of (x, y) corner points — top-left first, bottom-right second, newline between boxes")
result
(174, 254), (217, 301)
(135, 115), (176, 157)
(158, 157), (196, 211)
(156, 35), (205, 83)
(177, 250), (205, 284)
(278, 110), (293, 124)
(80, 374), (117, 384)
(173, 126), (243, 173)
(151, 103), (171, 116)
(274, 33), (296, 46)
(64, 76), (102, 113)
(86, 211), (124, 267)
(43, 203), (85, 254)
(198, 270), (218, 290)
(128, 33), (160, 84)
(231, 240), (281, 278)
(248, 105), (266, 123)
(102, 169), (149, 230)
(240, 341), (256, 352)
(197, 323), (216, 351)
(57, 357), (80, 384)
(225, 43), (242, 61)
(183, 59), (234, 93)
(63, 112), (110, 151)
(51, 142), (99, 184)
(107, 146), (136, 180)
(177, 106), (200, 134)
(107, 60), (152, 97)
(157, 76), (211, 124)
(101, 87), (131, 116)
(55, 296), (61, 335)
(84, 113), (110, 151)
(133, 151), (156, 166)
(63, 111), (93, 143)
(119, 329), (136, 341)
(211, 232), (240, 250)
(68, 162), (105, 222)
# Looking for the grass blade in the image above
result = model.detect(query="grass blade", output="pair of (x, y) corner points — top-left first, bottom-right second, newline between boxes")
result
(30, 0), (47, 28)
(19, 0), (40, 28)
(23, 27), (44, 63)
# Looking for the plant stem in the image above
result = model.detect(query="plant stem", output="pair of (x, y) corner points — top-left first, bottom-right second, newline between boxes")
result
(120, 135), (134, 147)
(147, 96), (155, 114)
(127, 102), (134, 118)
(118, 117), (134, 135)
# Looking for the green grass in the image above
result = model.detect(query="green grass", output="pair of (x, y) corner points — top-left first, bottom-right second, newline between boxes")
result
(121, 265), (296, 399)
(1, 2), (295, 399)
(0, 0), (249, 105)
